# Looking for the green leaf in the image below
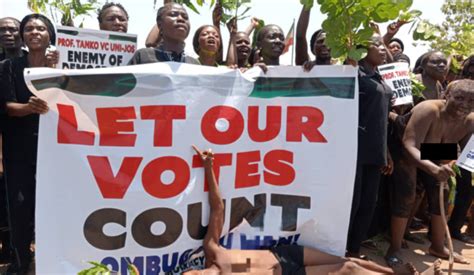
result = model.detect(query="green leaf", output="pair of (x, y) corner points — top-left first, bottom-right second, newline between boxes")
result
(347, 48), (367, 61)
(399, 9), (422, 22)
(300, 0), (314, 11)
(128, 263), (139, 275)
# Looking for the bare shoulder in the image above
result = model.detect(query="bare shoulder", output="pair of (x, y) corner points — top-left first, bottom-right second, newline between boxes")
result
(466, 112), (474, 132)
(411, 100), (442, 118)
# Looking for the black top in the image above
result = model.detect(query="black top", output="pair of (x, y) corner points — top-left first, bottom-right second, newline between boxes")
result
(357, 65), (393, 165)
(0, 59), (7, 132)
(128, 46), (199, 65)
(1, 54), (39, 163)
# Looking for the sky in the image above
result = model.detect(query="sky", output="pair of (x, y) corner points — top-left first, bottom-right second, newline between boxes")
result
(0, 0), (446, 66)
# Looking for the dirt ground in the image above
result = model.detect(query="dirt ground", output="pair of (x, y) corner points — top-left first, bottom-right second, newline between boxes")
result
(0, 229), (473, 274)
(360, 228), (474, 275)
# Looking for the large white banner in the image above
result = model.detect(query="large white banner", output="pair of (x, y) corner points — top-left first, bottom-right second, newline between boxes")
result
(26, 63), (358, 274)
(56, 25), (137, 69)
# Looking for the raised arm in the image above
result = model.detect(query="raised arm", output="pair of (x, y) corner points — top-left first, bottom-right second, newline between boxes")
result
(226, 18), (238, 67)
(145, 24), (160, 48)
(212, 2), (224, 64)
(296, 5), (311, 65)
(192, 145), (224, 265)
(145, 0), (173, 47)
(403, 103), (454, 182)
(244, 17), (260, 37)
(382, 21), (407, 46)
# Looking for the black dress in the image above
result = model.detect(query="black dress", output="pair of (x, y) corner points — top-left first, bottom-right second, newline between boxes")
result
(1, 54), (39, 272)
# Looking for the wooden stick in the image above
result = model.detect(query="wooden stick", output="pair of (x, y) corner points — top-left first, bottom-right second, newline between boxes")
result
(440, 181), (454, 275)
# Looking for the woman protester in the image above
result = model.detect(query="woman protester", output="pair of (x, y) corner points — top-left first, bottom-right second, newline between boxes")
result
(97, 2), (129, 33)
(254, 24), (285, 66)
(192, 2), (224, 67)
(345, 34), (394, 260)
(192, 24), (222, 67)
(128, 2), (199, 65)
(1, 13), (55, 274)
(415, 51), (448, 100)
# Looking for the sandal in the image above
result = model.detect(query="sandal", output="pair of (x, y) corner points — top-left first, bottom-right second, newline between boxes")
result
(385, 254), (404, 268)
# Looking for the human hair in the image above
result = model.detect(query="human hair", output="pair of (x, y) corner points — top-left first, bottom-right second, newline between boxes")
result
(20, 13), (56, 46)
(389, 38), (404, 52)
(192, 25), (220, 54)
(393, 52), (410, 65)
(97, 2), (129, 23)
(256, 24), (283, 46)
(460, 55), (474, 79)
(413, 51), (434, 74)
(156, 2), (184, 23)
(310, 29), (324, 55)
(446, 79), (474, 96)
(0, 17), (21, 28)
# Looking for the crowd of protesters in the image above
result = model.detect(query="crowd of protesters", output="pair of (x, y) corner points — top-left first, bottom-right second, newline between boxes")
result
(0, 1), (473, 274)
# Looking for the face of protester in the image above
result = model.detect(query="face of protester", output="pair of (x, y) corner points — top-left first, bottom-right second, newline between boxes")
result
(364, 35), (387, 67)
(446, 87), (474, 119)
(424, 52), (447, 81)
(198, 26), (220, 54)
(23, 18), (50, 52)
(235, 32), (251, 61)
(388, 41), (402, 55)
(159, 4), (190, 42)
(99, 6), (128, 33)
(259, 25), (285, 59)
(0, 19), (21, 50)
(313, 32), (331, 60)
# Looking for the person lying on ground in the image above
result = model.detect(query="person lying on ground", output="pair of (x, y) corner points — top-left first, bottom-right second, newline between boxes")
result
(171, 145), (443, 275)
(403, 79), (474, 264)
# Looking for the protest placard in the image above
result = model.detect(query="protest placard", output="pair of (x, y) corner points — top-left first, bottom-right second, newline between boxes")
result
(56, 25), (137, 69)
(25, 64), (358, 274)
(457, 135), (474, 172)
(378, 62), (413, 106)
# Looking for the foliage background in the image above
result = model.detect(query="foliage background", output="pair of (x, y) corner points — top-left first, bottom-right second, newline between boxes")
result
(1, 0), (449, 65)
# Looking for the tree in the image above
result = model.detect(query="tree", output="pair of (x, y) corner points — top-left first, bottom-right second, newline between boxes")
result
(27, 0), (100, 27)
(316, 0), (415, 62)
(413, 0), (473, 58)
(154, 0), (252, 24)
